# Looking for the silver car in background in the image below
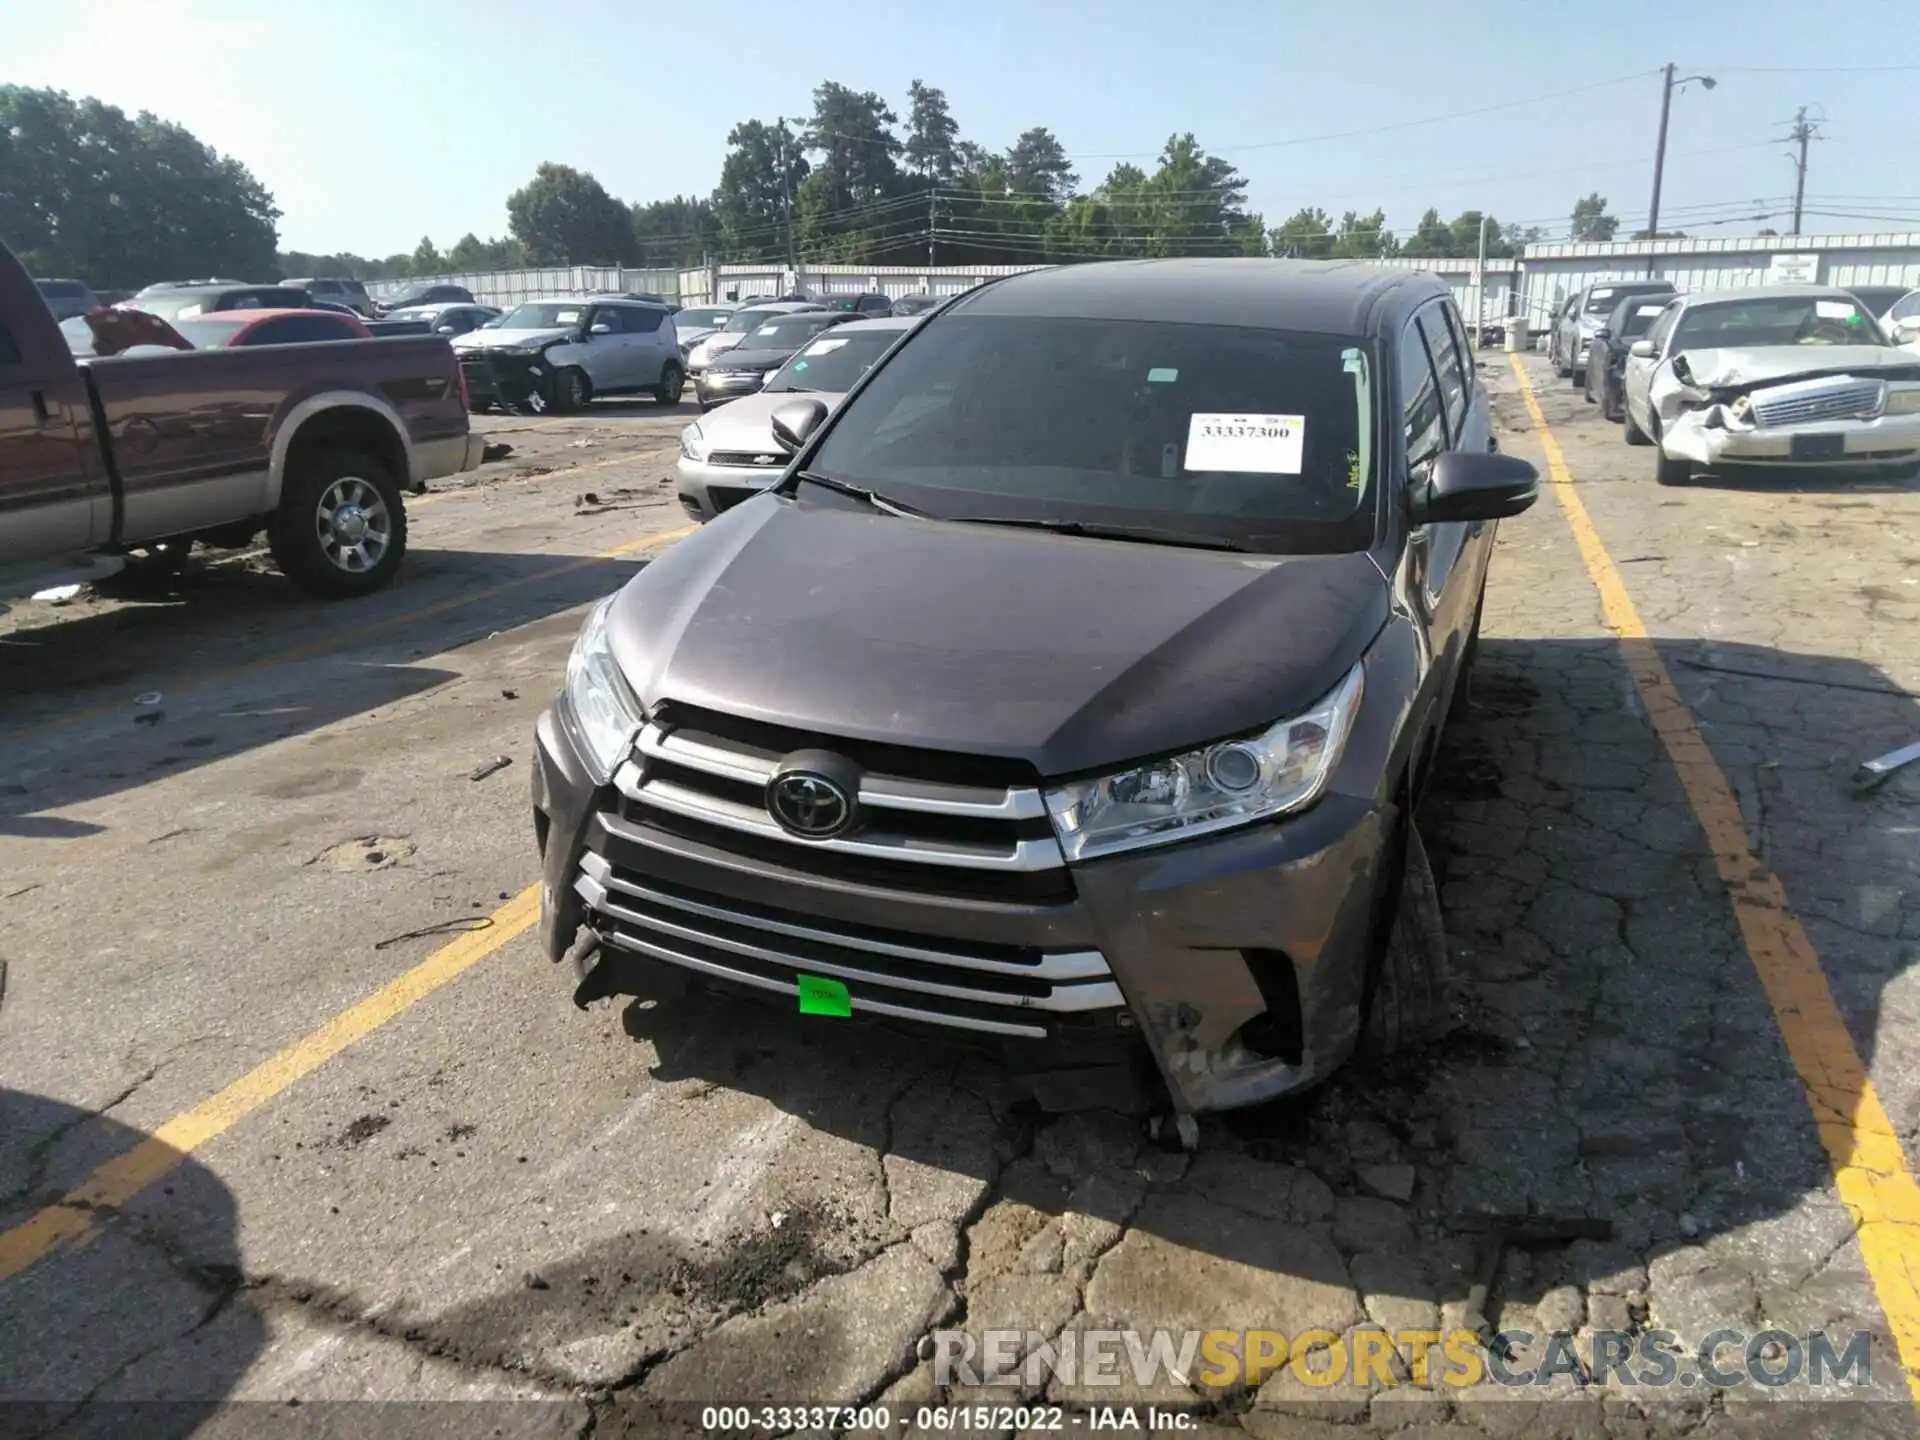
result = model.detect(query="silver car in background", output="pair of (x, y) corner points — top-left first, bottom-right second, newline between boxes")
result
(676, 316), (919, 522)
(684, 301), (824, 374)
(672, 303), (738, 359)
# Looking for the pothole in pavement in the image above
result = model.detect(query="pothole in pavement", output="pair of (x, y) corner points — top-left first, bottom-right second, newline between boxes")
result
(311, 835), (416, 871)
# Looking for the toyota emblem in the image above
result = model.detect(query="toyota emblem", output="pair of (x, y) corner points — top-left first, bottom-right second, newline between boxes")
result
(767, 771), (853, 838)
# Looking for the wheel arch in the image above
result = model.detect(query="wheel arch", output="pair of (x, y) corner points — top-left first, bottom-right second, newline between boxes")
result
(269, 394), (414, 507)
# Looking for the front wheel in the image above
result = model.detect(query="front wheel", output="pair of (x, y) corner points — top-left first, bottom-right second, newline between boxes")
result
(1358, 823), (1450, 1059)
(268, 450), (407, 599)
(557, 367), (592, 412)
(653, 362), (685, 407)
(1623, 402), (1652, 446)
(1651, 421), (1691, 485)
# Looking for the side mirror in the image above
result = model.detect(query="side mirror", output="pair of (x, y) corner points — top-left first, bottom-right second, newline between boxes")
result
(589, 323), (613, 336)
(1894, 317), (1920, 343)
(1592, 328), (1611, 341)
(435, 324), (458, 334)
(1629, 340), (1656, 359)
(770, 398), (830, 454)
(1412, 451), (1539, 525)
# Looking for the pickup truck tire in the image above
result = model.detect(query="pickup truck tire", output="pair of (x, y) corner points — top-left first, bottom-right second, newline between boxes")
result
(269, 450), (407, 599)
(1358, 821), (1449, 1060)
(653, 362), (685, 407)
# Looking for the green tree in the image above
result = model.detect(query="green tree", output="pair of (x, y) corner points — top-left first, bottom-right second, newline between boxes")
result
(1569, 192), (1619, 242)
(903, 79), (961, 182)
(1132, 134), (1263, 258)
(410, 235), (445, 274)
(506, 162), (635, 265)
(631, 196), (715, 267)
(1401, 207), (1459, 257)
(712, 119), (808, 263)
(1331, 209), (1395, 258)
(0, 85), (279, 287)
(1272, 206), (1334, 258)
(1006, 127), (1077, 205)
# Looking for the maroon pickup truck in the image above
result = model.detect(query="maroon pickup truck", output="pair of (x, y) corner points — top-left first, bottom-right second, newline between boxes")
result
(0, 240), (484, 600)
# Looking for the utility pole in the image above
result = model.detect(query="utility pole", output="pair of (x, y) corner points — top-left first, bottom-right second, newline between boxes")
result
(777, 116), (797, 275)
(1645, 63), (1716, 276)
(1787, 106), (1820, 235)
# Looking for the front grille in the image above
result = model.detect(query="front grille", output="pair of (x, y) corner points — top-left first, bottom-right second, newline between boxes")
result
(574, 852), (1119, 1037)
(1751, 377), (1886, 428)
(707, 451), (785, 468)
(606, 709), (1073, 907)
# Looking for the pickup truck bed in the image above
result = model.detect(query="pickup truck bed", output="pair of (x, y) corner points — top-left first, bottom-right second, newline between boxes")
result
(1, 243), (483, 601)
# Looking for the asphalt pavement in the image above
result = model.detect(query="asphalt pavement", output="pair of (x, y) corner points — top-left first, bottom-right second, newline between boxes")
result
(3, 365), (1919, 1438)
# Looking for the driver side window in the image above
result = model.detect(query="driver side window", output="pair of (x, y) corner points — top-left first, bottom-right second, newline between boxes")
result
(1400, 317), (1447, 478)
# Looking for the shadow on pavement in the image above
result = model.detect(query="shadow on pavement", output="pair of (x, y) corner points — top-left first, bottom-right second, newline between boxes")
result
(0, 548), (650, 828)
(0, 1089), (263, 1437)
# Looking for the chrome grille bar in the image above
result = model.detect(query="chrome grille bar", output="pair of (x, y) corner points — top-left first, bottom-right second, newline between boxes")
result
(1751, 378), (1885, 428)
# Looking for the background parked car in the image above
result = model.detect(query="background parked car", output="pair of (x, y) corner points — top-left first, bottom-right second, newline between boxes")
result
(889, 291), (946, 317)
(451, 296), (684, 411)
(685, 301), (825, 372)
(826, 292), (894, 317)
(676, 315), (919, 519)
(34, 278), (98, 320)
(164, 308), (373, 348)
(672, 303), (738, 357)
(1887, 289), (1920, 348)
(378, 283), (476, 314)
(1551, 279), (1677, 383)
(692, 310), (854, 410)
(283, 276), (377, 316)
(1844, 284), (1910, 322)
(383, 302), (501, 337)
(123, 283), (314, 321)
(1582, 294), (1675, 421)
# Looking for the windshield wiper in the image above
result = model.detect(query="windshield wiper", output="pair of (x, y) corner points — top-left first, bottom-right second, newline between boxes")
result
(793, 471), (927, 517)
(942, 516), (1249, 552)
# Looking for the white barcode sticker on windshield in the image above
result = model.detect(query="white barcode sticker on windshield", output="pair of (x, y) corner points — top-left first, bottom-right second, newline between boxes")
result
(808, 338), (849, 354)
(1815, 300), (1853, 319)
(1184, 413), (1305, 475)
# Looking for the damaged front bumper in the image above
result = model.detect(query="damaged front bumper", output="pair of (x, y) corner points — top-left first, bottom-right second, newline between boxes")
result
(1660, 372), (1920, 467)
(529, 699), (1396, 1114)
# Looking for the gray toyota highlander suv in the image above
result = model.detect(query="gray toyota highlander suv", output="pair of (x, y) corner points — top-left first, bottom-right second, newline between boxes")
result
(530, 259), (1539, 1119)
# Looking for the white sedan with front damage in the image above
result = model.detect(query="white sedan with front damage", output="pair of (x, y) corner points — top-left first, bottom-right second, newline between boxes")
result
(1621, 285), (1920, 485)
(675, 315), (920, 522)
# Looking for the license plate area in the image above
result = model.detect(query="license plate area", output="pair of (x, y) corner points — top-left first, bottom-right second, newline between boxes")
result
(1790, 433), (1846, 460)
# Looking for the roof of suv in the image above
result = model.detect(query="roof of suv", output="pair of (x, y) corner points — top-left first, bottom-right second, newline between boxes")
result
(948, 258), (1450, 336)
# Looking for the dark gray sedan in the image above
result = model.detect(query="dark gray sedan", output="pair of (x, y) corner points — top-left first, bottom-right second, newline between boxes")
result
(692, 311), (854, 410)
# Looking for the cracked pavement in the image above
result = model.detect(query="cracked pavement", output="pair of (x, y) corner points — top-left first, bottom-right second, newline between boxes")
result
(3, 363), (1919, 1436)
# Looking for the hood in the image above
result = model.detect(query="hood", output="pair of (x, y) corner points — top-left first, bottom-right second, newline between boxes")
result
(707, 346), (801, 372)
(694, 333), (748, 362)
(451, 327), (574, 352)
(605, 500), (1389, 777)
(1672, 344), (1920, 390)
(693, 390), (851, 448)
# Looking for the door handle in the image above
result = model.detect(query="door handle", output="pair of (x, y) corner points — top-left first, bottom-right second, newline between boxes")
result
(30, 390), (50, 424)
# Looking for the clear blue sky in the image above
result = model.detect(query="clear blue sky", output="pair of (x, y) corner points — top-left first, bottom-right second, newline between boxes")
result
(9, 0), (1917, 256)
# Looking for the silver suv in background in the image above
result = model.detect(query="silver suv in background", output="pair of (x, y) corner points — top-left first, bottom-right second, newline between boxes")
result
(1550, 279), (1676, 384)
(283, 277), (377, 316)
(450, 295), (685, 411)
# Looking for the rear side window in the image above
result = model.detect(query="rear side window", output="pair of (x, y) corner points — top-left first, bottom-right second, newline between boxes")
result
(1417, 306), (1469, 440)
(1400, 319), (1446, 471)
(243, 315), (357, 345)
(623, 307), (665, 334)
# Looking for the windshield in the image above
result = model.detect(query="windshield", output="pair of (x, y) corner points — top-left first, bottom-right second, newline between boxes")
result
(497, 304), (584, 331)
(721, 307), (784, 334)
(1585, 285), (1667, 316)
(892, 294), (941, 314)
(1616, 301), (1670, 339)
(675, 307), (734, 330)
(766, 330), (902, 394)
(804, 314), (1377, 554)
(170, 317), (251, 348)
(737, 316), (835, 351)
(1671, 295), (1885, 352)
(37, 280), (89, 298)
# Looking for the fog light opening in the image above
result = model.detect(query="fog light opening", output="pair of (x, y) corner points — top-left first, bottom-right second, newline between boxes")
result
(1237, 947), (1304, 1066)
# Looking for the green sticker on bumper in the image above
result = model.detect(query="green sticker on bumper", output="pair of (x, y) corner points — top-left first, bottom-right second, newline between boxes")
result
(797, 974), (852, 1017)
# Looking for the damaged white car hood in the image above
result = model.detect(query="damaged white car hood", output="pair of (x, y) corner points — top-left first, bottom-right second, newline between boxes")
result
(1670, 344), (1918, 390)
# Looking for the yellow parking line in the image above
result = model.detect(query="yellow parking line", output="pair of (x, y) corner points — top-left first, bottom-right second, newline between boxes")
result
(1, 524), (697, 743)
(0, 889), (541, 1283)
(1510, 355), (1920, 1403)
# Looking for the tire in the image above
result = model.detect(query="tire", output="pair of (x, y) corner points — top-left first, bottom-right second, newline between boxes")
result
(557, 367), (591, 412)
(1570, 357), (1586, 388)
(1358, 822), (1450, 1060)
(1581, 359), (1597, 402)
(1552, 335), (1571, 378)
(652, 362), (685, 407)
(268, 449), (408, 599)
(1623, 403), (1652, 446)
(1651, 421), (1690, 485)
(1601, 381), (1621, 423)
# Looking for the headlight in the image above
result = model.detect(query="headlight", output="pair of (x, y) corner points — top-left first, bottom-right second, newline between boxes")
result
(1886, 388), (1920, 415)
(680, 422), (706, 460)
(563, 596), (643, 783)
(1045, 662), (1364, 862)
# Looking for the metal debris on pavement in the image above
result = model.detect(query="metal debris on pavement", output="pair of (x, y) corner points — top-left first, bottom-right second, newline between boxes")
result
(1851, 738), (1920, 794)
(469, 755), (513, 781)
